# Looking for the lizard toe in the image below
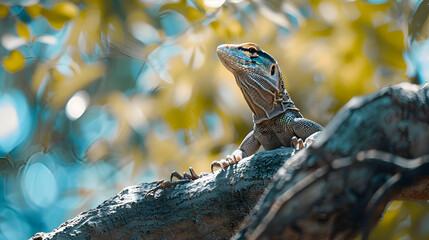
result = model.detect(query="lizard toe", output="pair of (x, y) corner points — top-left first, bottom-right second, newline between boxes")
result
(211, 160), (230, 173)
(304, 138), (313, 147)
(291, 136), (299, 150)
(170, 171), (183, 181)
(189, 167), (200, 180)
(145, 179), (191, 198)
(297, 138), (304, 150)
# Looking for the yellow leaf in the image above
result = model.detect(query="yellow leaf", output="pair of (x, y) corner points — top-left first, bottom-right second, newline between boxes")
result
(2, 50), (25, 73)
(16, 22), (30, 41)
(43, 14), (66, 29)
(376, 24), (405, 51)
(42, 2), (79, 29)
(228, 19), (244, 37)
(0, 4), (8, 18)
(25, 5), (42, 18)
(31, 64), (50, 94)
(160, 0), (205, 23)
(52, 2), (78, 20)
(375, 24), (406, 70)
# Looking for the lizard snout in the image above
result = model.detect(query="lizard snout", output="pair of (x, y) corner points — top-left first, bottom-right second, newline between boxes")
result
(217, 44), (229, 53)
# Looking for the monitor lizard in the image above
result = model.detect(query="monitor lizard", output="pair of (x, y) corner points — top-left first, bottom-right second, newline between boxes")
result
(146, 43), (323, 197)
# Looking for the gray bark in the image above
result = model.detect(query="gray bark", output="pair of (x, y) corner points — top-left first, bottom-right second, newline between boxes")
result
(31, 147), (292, 240)
(32, 82), (429, 240)
(234, 82), (429, 240)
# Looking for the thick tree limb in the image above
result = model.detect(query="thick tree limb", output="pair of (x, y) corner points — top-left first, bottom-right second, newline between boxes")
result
(234, 83), (429, 240)
(31, 147), (293, 240)
(32, 83), (429, 240)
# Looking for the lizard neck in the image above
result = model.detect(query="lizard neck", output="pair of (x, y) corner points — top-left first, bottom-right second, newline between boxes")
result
(234, 72), (300, 124)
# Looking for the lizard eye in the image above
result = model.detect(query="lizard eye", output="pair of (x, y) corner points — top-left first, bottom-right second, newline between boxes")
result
(270, 64), (276, 75)
(248, 47), (257, 54)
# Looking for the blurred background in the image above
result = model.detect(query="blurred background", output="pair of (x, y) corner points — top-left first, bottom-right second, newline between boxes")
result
(0, 0), (428, 239)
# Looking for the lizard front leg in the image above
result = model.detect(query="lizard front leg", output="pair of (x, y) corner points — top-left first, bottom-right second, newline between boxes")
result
(289, 117), (323, 150)
(211, 130), (261, 172)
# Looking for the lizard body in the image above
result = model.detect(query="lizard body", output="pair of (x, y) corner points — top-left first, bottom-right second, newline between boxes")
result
(211, 43), (323, 170)
(146, 43), (323, 197)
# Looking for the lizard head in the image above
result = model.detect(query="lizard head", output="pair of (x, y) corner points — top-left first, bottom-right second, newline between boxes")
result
(217, 43), (279, 77)
(217, 43), (292, 123)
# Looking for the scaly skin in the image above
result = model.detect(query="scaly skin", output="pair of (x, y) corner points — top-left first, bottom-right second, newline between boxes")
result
(210, 43), (323, 171)
(146, 43), (323, 197)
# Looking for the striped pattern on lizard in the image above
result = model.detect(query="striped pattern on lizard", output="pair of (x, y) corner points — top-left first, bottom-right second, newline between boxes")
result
(206, 43), (323, 173)
(146, 43), (323, 197)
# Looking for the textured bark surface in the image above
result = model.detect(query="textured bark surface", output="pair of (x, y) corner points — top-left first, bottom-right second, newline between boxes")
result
(31, 147), (292, 240)
(235, 83), (429, 240)
(31, 83), (429, 240)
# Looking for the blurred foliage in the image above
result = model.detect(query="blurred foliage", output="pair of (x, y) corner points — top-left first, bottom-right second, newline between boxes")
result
(0, 0), (428, 239)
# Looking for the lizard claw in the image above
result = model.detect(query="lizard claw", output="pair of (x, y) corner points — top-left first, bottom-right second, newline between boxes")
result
(146, 167), (204, 198)
(145, 180), (166, 198)
(211, 159), (229, 173)
(182, 167), (200, 180)
(291, 136), (304, 150)
(291, 136), (315, 153)
(145, 179), (191, 199)
(211, 150), (245, 173)
(304, 138), (313, 147)
(189, 167), (200, 179)
(298, 138), (304, 149)
(171, 167), (201, 181)
(170, 171), (183, 181)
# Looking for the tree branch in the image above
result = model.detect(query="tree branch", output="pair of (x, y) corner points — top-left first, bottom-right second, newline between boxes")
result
(32, 82), (429, 240)
(234, 83), (429, 240)
(31, 147), (293, 240)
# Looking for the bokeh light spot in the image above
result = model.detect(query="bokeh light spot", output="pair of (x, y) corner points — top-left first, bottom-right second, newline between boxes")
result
(34, 35), (58, 45)
(131, 22), (160, 45)
(0, 103), (18, 139)
(22, 162), (58, 208)
(319, 2), (338, 23)
(1, 34), (26, 50)
(173, 81), (192, 107)
(204, 0), (225, 8)
(0, 90), (32, 155)
(65, 90), (90, 120)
